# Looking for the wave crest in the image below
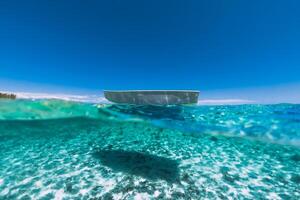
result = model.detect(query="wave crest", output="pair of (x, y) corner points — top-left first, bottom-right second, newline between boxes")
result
(0, 99), (299, 147)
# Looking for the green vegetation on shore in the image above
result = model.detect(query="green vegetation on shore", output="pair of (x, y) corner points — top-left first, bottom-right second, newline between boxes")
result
(0, 92), (17, 99)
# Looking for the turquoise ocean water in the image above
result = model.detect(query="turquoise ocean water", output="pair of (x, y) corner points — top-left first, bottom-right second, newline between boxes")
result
(0, 99), (299, 199)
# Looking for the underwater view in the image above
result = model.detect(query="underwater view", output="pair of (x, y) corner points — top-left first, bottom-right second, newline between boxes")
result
(0, 99), (299, 199)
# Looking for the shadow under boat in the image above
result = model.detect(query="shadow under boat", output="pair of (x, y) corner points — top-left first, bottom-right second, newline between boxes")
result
(98, 104), (185, 121)
(93, 149), (180, 183)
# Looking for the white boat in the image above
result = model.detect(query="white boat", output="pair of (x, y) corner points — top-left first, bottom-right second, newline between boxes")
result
(104, 90), (199, 105)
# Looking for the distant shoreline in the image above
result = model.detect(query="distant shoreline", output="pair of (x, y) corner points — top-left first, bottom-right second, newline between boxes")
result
(0, 92), (17, 99)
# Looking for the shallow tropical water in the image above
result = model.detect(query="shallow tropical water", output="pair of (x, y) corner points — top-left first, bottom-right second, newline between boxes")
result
(0, 99), (299, 199)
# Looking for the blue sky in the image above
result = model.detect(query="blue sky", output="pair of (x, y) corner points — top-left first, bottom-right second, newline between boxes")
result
(0, 1), (300, 102)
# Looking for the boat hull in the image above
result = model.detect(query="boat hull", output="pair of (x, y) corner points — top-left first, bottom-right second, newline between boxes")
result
(104, 90), (199, 105)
